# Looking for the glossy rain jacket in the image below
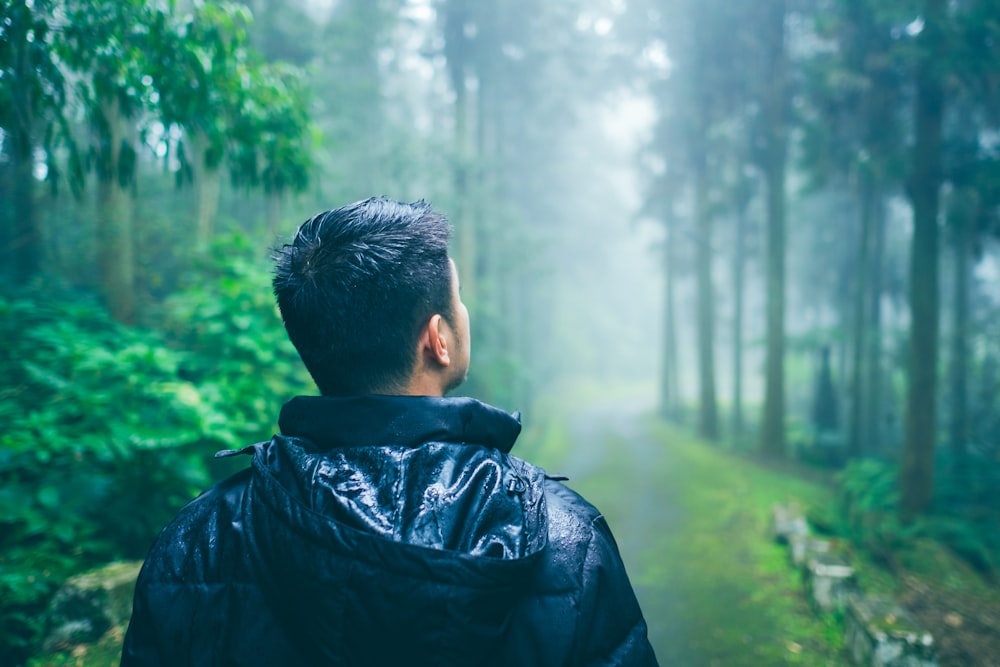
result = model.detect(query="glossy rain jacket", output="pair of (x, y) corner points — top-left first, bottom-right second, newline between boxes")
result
(121, 395), (658, 667)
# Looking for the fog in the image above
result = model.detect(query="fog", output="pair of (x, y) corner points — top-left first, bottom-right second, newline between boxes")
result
(5, 0), (1000, 664)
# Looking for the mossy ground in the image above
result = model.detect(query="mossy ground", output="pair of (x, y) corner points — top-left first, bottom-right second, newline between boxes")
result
(27, 625), (123, 667)
(522, 407), (850, 665)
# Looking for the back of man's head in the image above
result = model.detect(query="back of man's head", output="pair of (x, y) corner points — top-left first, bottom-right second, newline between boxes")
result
(273, 197), (453, 396)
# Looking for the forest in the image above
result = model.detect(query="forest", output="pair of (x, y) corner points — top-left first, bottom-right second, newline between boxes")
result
(2, 0), (1000, 665)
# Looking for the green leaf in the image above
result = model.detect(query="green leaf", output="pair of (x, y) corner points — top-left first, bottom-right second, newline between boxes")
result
(36, 486), (59, 509)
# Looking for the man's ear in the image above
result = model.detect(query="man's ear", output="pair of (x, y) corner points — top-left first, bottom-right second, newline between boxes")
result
(423, 314), (451, 367)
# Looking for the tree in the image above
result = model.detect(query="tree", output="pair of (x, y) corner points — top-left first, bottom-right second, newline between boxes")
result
(640, 119), (688, 420)
(313, 0), (398, 201)
(443, 0), (478, 302)
(228, 60), (313, 233)
(59, 0), (167, 323)
(942, 0), (1000, 473)
(150, 1), (256, 246)
(0, 0), (66, 283)
(641, 0), (754, 441)
(433, 0), (627, 408)
(813, 0), (907, 459)
(729, 165), (755, 441)
(50, 0), (313, 320)
(900, 0), (946, 518)
(757, 0), (790, 458)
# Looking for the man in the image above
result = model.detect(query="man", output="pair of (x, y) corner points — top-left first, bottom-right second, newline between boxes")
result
(121, 197), (657, 666)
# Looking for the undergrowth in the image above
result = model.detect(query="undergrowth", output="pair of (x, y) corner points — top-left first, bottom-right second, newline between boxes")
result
(566, 415), (850, 666)
(2, 240), (312, 666)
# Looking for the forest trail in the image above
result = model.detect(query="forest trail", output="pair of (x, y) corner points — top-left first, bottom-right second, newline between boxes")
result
(556, 400), (698, 665)
(554, 402), (849, 667)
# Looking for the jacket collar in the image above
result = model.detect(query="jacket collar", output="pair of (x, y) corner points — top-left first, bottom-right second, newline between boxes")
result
(278, 395), (522, 453)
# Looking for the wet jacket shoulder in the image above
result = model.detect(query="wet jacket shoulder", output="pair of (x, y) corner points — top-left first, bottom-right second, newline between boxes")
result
(507, 479), (657, 667)
(121, 396), (657, 667)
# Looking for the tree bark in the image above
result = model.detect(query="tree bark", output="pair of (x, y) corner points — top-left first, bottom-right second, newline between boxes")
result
(901, 0), (945, 519)
(865, 196), (886, 452)
(732, 198), (748, 441)
(8, 17), (42, 283)
(9, 125), (41, 283)
(759, 0), (788, 458)
(948, 193), (972, 464)
(196, 166), (222, 248)
(848, 173), (875, 458)
(96, 98), (135, 324)
(695, 159), (720, 441)
(191, 132), (222, 248)
(660, 223), (680, 419)
(445, 0), (477, 301)
(267, 191), (282, 237)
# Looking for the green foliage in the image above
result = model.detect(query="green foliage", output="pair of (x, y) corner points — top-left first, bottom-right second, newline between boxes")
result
(0, 244), (311, 663)
(0, 293), (208, 664)
(147, 0), (314, 194)
(227, 60), (314, 195)
(151, 1), (255, 173)
(836, 459), (905, 563)
(9, 0), (314, 208)
(57, 0), (164, 186)
(163, 235), (314, 443)
(0, 0), (67, 149)
(913, 516), (995, 577)
(835, 458), (997, 576)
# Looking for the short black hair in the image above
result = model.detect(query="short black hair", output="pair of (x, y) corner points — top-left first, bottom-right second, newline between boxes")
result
(273, 197), (454, 396)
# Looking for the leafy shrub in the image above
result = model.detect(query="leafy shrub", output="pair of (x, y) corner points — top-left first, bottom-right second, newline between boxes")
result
(835, 458), (906, 564)
(162, 235), (313, 444)
(932, 449), (1000, 576)
(0, 294), (213, 664)
(836, 457), (997, 576)
(0, 242), (311, 664)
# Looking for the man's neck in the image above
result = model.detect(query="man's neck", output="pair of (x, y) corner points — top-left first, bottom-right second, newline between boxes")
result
(399, 373), (446, 398)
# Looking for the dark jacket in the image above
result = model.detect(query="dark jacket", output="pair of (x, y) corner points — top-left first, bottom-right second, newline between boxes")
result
(121, 396), (657, 667)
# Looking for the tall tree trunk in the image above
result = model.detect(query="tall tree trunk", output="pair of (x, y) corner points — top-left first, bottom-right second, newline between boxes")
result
(196, 166), (222, 247)
(467, 0), (510, 405)
(267, 191), (282, 237)
(9, 21), (42, 283)
(732, 199), (748, 441)
(836, 195), (854, 414)
(858, 13), (892, 458)
(948, 192), (972, 465)
(10, 125), (41, 283)
(695, 160), (720, 441)
(759, 0), (788, 458)
(901, 0), (945, 519)
(865, 196), (886, 452)
(354, 0), (380, 194)
(848, 173), (875, 458)
(660, 223), (680, 419)
(453, 78), (479, 303)
(191, 133), (222, 248)
(445, 0), (477, 301)
(96, 98), (135, 324)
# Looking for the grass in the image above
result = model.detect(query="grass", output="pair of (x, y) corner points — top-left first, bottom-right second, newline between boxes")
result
(562, 415), (851, 666)
(553, 411), (1000, 667)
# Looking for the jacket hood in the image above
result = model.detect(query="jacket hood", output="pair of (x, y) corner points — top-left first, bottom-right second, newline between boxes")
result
(277, 394), (524, 452)
(243, 395), (549, 665)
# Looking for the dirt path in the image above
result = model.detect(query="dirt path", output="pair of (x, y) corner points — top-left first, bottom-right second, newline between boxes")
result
(554, 403), (850, 666)
(557, 400), (697, 664)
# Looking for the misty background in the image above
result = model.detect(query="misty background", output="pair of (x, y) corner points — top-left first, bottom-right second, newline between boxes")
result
(4, 0), (1000, 664)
